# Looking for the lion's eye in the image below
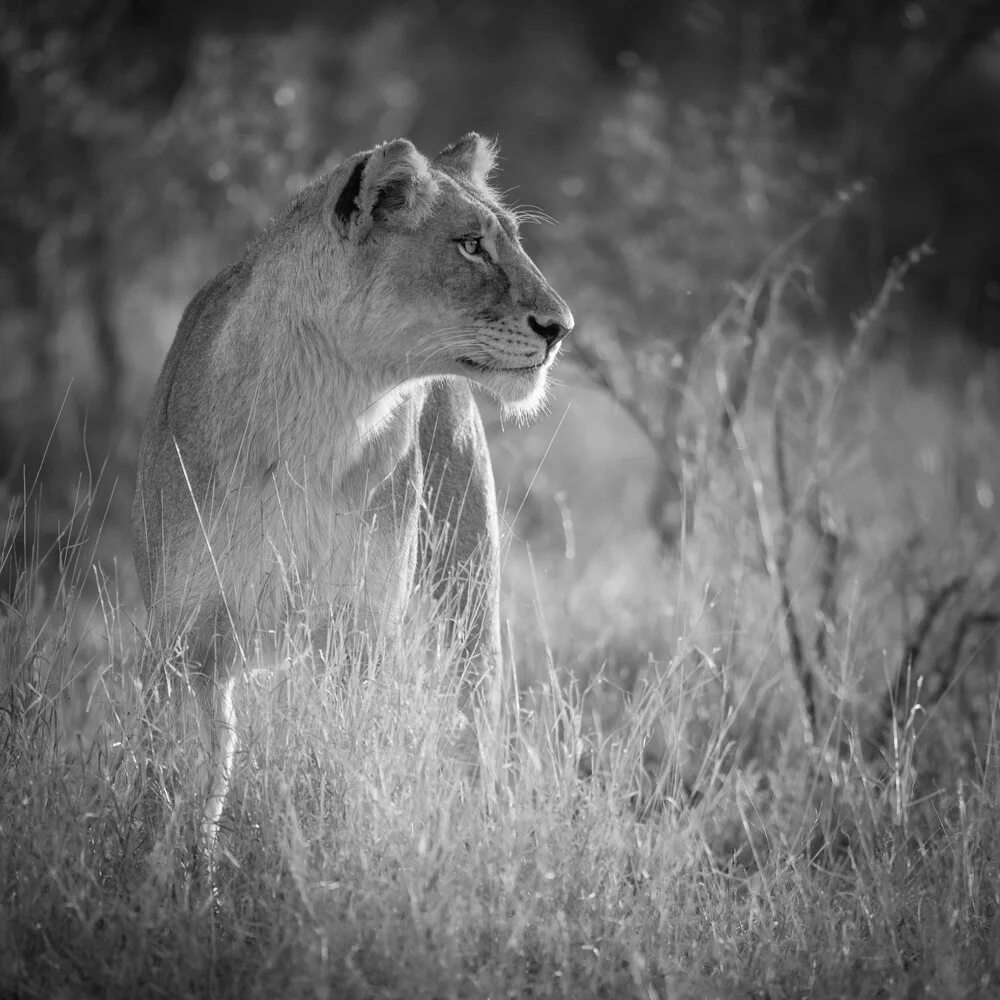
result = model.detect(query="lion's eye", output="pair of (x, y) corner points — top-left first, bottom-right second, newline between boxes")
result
(458, 237), (484, 260)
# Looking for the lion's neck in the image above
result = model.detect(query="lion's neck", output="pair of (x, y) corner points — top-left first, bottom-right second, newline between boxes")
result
(265, 322), (424, 500)
(340, 380), (425, 494)
(223, 265), (427, 500)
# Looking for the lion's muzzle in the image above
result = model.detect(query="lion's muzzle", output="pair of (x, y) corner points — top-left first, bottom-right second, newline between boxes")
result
(528, 299), (574, 360)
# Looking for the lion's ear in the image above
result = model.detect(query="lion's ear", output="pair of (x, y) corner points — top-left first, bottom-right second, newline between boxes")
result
(435, 133), (498, 188)
(332, 140), (437, 240)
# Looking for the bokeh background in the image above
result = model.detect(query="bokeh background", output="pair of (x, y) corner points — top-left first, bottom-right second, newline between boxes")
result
(2, 0), (1000, 763)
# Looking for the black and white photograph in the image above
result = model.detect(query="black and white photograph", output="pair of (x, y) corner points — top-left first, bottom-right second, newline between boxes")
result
(2, 1), (1000, 996)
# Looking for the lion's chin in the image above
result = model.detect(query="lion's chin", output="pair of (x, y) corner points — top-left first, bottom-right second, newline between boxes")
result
(475, 364), (550, 423)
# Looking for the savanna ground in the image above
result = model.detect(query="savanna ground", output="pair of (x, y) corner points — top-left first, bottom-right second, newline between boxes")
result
(4, 2), (1000, 997)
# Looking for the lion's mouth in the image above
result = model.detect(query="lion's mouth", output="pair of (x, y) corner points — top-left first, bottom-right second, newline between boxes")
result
(458, 357), (544, 374)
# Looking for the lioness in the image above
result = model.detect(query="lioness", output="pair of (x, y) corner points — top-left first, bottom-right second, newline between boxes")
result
(131, 133), (573, 854)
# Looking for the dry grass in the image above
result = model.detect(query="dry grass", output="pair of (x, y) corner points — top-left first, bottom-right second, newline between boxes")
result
(3, 322), (1000, 999)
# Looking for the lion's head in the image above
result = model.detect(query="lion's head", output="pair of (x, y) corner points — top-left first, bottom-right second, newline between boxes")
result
(254, 133), (573, 420)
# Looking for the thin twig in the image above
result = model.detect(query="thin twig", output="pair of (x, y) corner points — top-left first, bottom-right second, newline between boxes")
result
(870, 574), (970, 756)
(894, 575), (969, 708)
(941, 610), (1000, 698)
(807, 490), (841, 677)
(571, 337), (663, 456)
(773, 401), (816, 743)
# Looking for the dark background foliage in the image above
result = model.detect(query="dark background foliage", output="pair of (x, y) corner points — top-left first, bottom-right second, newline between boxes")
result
(1, 0), (998, 542)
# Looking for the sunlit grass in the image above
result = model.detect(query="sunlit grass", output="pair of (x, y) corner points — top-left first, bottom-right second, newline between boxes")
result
(2, 565), (999, 996)
(3, 331), (1000, 997)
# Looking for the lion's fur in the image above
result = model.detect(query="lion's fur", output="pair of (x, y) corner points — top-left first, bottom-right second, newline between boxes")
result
(131, 133), (573, 855)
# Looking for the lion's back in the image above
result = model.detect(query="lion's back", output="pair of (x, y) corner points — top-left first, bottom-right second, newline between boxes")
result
(131, 262), (251, 612)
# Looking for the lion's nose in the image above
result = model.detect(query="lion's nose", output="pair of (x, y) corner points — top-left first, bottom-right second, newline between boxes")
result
(528, 310), (573, 347)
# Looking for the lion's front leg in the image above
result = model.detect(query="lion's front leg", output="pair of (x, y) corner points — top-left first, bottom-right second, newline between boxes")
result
(417, 380), (503, 726)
